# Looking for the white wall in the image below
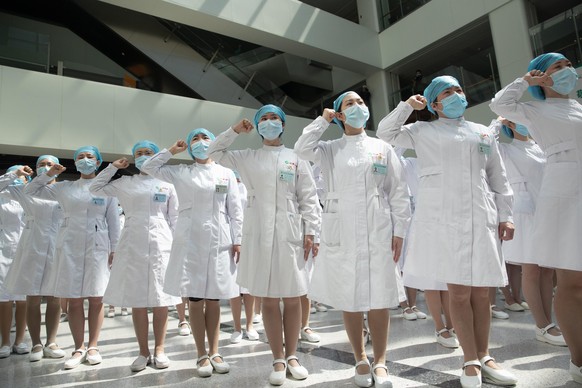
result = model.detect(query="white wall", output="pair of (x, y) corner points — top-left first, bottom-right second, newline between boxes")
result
(0, 66), (344, 162)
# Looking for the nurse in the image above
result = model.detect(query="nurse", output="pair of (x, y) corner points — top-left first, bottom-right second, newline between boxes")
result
(294, 92), (410, 388)
(207, 105), (320, 386)
(24, 146), (120, 369)
(0, 166), (28, 359)
(89, 140), (181, 372)
(1, 158), (66, 362)
(377, 76), (517, 388)
(489, 52), (582, 384)
(141, 128), (243, 378)
(493, 118), (564, 345)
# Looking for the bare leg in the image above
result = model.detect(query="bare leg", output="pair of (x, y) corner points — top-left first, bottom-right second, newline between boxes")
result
(343, 311), (369, 374)
(132, 308), (150, 357)
(425, 290), (450, 336)
(87, 297), (104, 355)
(282, 297), (301, 368)
(26, 296), (42, 346)
(45, 296), (61, 345)
(300, 295), (310, 328)
(152, 307), (168, 356)
(441, 291), (453, 329)
(189, 300), (207, 360)
(508, 264), (522, 303)
(522, 264), (560, 334)
(262, 297), (284, 372)
(448, 284), (478, 376)
(0, 302), (12, 347)
(405, 287), (418, 307)
(367, 309), (389, 377)
(555, 269), (582, 365)
(13, 301), (26, 345)
(205, 301), (221, 356)
(472, 287), (492, 359)
(255, 297), (262, 315)
(67, 298), (86, 355)
(242, 294), (255, 332)
(230, 296), (242, 332)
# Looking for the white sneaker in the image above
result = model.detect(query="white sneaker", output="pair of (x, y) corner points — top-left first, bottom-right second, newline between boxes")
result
(86, 347), (102, 365)
(0, 345), (10, 359)
(535, 323), (567, 346)
(59, 313), (68, 322)
(107, 308), (115, 318)
(310, 306), (317, 314)
(491, 306), (509, 319)
(402, 307), (417, 321)
(121, 308), (129, 316)
(504, 302), (525, 312)
(154, 353), (170, 369)
(130, 354), (151, 372)
(13, 342), (30, 354)
(300, 327), (321, 343)
(245, 329), (260, 341)
(230, 331), (243, 344)
(178, 321), (191, 336)
(252, 314), (262, 324)
(43, 343), (66, 359)
(64, 349), (87, 369)
(570, 361), (582, 384)
(315, 303), (328, 312)
(29, 344), (44, 362)
(435, 328), (459, 348)
(411, 306), (427, 319)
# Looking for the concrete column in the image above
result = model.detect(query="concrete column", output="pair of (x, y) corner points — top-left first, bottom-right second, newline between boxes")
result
(357, 0), (380, 32)
(489, 0), (533, 86)
(365, 70), (390, 131)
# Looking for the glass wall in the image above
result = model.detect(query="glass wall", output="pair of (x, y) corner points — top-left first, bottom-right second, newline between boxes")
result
(387, 18), (500, 118)
(378, 0), (431, 30)
(530, 3), (582, 67)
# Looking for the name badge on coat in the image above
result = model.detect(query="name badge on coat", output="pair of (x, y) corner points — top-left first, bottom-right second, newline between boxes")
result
(92, 197), (105, 206)
(478, 143), (491, 155)
(372, 163), (387, 175)
(153, 193), (167, 203)
(279, 170), (295, 182)
(215, 184), (228, 194)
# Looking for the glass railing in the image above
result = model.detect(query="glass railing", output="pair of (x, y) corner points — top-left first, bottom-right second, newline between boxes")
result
(0, 26), (50, 72)
(389, 51), (500, 116)
(530, 4), (582, 67)
(378, 0), (431, 30)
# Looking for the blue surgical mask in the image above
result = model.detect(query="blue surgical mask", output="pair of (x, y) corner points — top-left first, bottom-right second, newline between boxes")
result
(37, 166), (49, 176)
(343, 104), (370, 129)
(514, 123), (529, 137)
(75, 158), (97, 175)
(134, 155), (150, 170)
(439, 93), (468, 118)
(190, 140), (211, 160)
(550, 67), (578, 95)
(257, 120), (283, 140)
(11, 178), (24, 186)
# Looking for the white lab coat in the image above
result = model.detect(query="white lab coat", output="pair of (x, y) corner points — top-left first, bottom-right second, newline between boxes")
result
(490, 78), (582, 271)
(0, 172), (62, 296)
(24, 174), (120, 298)
(141, 150), (243, 300)
(294, 117), (410, 312)
(0, 181), (25, 302)
(377, 102), (513, 287)
(208, 128), (321, 298)
(397, 157), (447, 291)
(90, 165), (182, 307)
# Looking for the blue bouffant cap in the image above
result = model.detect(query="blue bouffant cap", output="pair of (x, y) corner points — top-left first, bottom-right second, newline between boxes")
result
(527, 53), (567, 100)
(186, 128), (215, 159)
(74, 146), (102, 164)
(332, 91), (353, 128)
(423, 76), (461, 114)
(7, 165), (31, 182)
(36, 155), (59, 167)
(253, 104), (286, 128)
(132, 140), (160, 156)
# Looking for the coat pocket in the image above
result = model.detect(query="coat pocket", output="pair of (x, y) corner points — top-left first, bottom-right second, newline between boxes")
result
(321, 213), (340, 247)
(373, 208), (393, 244)
(278, 212), (303, 245)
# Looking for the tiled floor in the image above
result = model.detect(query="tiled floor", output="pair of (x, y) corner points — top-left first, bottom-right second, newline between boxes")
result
(0, 293), (577, 387)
